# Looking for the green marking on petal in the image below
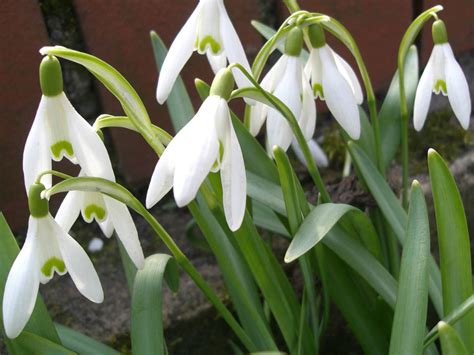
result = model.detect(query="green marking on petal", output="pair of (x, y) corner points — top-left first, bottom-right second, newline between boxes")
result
(84, 204), (106, 222)
(434, 80), (447, 95)
(313, 83), (324, 99)
(41, 257), (66, 278)
(51, 140), (74, 159)
(199, 36), (221, 54)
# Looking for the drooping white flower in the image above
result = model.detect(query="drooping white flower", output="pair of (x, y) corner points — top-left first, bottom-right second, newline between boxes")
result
(55, 172), (145, 269)
(291, 138), (329, 168)
(156, 0), (251, 104)
(250, 27), (316, 156)
(305, 24), (363, 140)
(414, 20), (471, 131)
(148, 69), (246, 231)
(3, 184), (103, 339)
(24, 56), (114, 191)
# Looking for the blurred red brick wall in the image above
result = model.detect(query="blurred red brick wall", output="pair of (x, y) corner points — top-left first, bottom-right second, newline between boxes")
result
(1, 0), (473, 230)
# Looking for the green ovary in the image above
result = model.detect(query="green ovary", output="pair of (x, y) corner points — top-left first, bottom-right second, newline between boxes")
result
(313, 83), (324, 99)
(198, 36), (221, 54)
(41, 257), (66, 278)
(84, 204), (106, 222)
(51, 140), (74, 159)
(434, 80), (447, 95)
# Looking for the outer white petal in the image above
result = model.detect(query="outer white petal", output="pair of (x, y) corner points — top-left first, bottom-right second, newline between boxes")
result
(320, 46), (360, 140)
(249, 103), (267, 136)
(291, 138), (329, 168)
(55, 190), (82, 232)
(156, 7), (199, 104)
(104, 197), (145, 269)
(217, 0), (251, 89)
(299, 75), (317, 141)
(53, 218), (104, 303)
(98, 218), (114, 238)
(63, 95), (115, 181)
(23, 97), (52, 190)
(3, 219), (40, 339)
(220, 119), (246, 231)
(333, 49), (364, 104)
(443, 44), (471, 129)
(413, 52), (435, 131)
(207, 51), (228, 74)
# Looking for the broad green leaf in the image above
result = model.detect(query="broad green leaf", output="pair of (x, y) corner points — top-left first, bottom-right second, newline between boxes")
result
(428, 149), (474, 352)
(40, 46), (164, 154)
(55, 323), (120, 355)
(389, 181), (430, 355)
(438, 322), (469, 355)
(117, 239), (137, 294)
(0, 213), (60, 344)
(131, 254), (179, 355)
(379, 46), (419, 168)
(14, 331), (75, 355)
(150, 31), (194, 132)
(357, 108), (377, 164)
(348, 141), (443, 316)
(247, 172), (286, 215)
(252, 201), (290, 237)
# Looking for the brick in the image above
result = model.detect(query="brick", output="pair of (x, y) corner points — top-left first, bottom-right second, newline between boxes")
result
(0, 1), (49, 230)
(74, 0), (262, 183)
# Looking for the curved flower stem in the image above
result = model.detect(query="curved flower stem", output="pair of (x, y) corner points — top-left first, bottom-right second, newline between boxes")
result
(230, 63), (331, 203)
(35, 170), (73, 184)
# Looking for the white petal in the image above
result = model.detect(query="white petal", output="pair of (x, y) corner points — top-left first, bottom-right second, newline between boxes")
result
(320, 46), (360, 140)
(55, 190), (82, 232)
(98, 218), (114, 238)
(53, 218), (104, 303)
(207, 51), (228, 74)
(104, 197), (145, 269)
(307, 49), (323, 99)
(262, 55), (288, 92)
(443, 44), (471, 129)
(292, 138), (329, 168)
(23, 97), (51, 190)
(63, 95), (115, 181)
(218, 0), (251, 89)
(173, 99), (221, 206)
(156, 6), (199, 104)
(333, 49), (364, 104)
(220, 117), (246, 231)
(413, 52), (435, 131)
(299, 75), (317, 141)
(3, 219), (40, 339)
(249, 102), (268, 136)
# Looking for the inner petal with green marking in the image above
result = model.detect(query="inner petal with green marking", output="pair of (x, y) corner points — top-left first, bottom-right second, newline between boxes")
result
(198, 36), (222, 55)
(433, 79), (447, 95)
(50, 140), (74, 160)
(41, 257), (66, 278)
(313, 83), (325, 100)
(84, 204), (107, 222)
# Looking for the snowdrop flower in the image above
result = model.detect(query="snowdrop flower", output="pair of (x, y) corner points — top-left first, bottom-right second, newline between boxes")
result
(250, 27), (316, 155)
(156, 0), (251, 104)
(292, 139), (329, 168)
(305, 25), (363, 140)
(3, 183), (103, 339)
(55, 172), (145, 269)
(414, 20), (471, 131)
(147, 68), (246, 231)
(23, 55), (114, 191)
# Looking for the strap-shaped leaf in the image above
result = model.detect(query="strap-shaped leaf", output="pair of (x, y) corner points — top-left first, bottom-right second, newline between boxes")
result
(438, 322), (469, 355)
(12, 331), (75, 355)
(131, 254), (179, 355)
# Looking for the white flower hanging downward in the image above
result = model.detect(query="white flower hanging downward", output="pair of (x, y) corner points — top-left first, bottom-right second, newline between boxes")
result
(156, 0), (251, 104)
(3, 184), (103, 339)
(250, 27), (317, 155)
(23, 56), (114, 191)
(148, 68), (246, 231)
(305, 25), (363, 140)
(414, 20), (471, 131)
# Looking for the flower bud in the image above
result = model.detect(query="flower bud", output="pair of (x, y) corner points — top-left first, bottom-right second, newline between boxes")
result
(308, 24), (326, 49)
(210, 68), (235, 101)
(28, 183), (49, 218)
(40, 55), (63, 97)
(284, 27), (304, 57)
(432, 19), (448, 45)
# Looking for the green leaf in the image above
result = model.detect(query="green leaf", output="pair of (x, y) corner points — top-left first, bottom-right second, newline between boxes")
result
(117, 239), (137, 294)
(428, 149), (474, 352)
(55, 323), (120, 355)
(348, 141), (443, 316)
(0, 213), (61, 344)
(438, 322), (469, 355)
(13, 331), (75, 354)
(252, 201), (290, 237)
(131, 254), (179, 355)
(379, 46), (419, 168)
(389, 181), (430, 355)
(357, 108), (377, 164)
(150, 31), (194, 132)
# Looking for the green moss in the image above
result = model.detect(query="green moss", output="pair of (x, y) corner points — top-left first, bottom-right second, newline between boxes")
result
(321, 122), (347, 170)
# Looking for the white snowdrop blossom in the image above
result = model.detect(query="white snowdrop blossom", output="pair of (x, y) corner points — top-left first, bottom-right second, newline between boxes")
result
(156, 0), (251, 104)
(55, 172), (145, 269)
(250, 27), (317, 156)
(3, 184), (103, 339)
(414, 20), (471, 131)
(148, 69), (246, 231)
(305, 25), (363, 140)
(292, 139), (329, 168)
(23, 56), (114, 191)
